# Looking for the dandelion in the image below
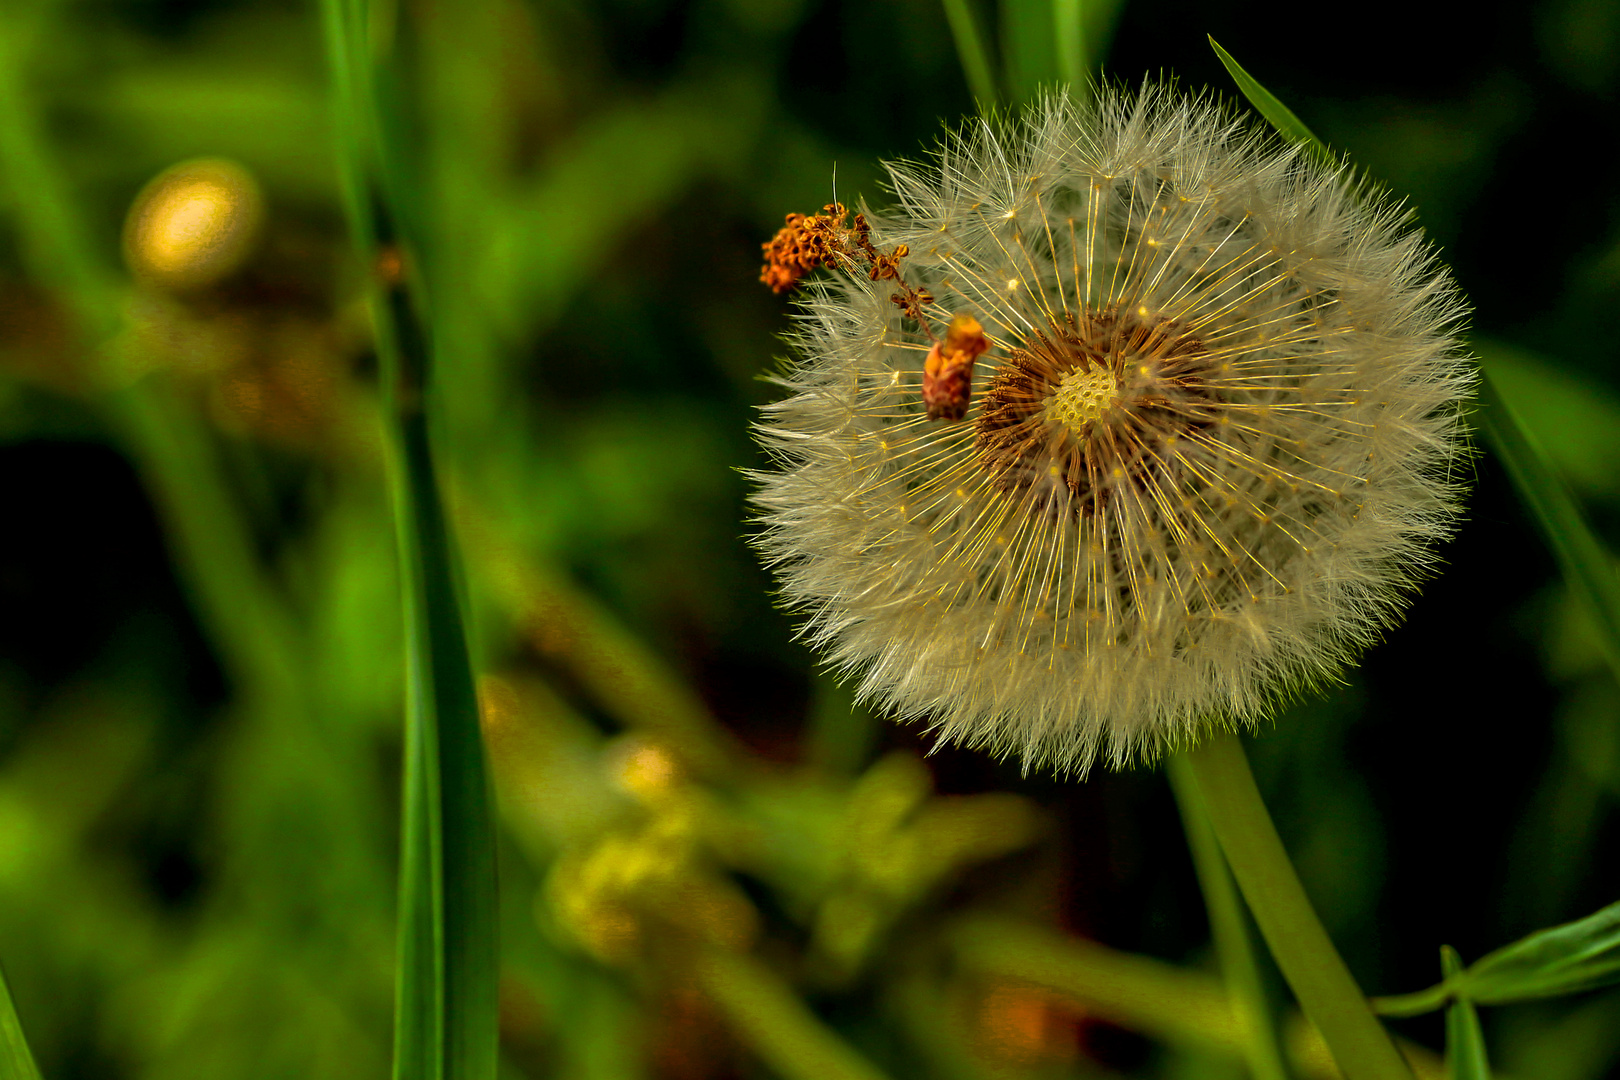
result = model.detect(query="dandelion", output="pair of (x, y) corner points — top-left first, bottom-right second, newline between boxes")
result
(752, 85), (1472, 774)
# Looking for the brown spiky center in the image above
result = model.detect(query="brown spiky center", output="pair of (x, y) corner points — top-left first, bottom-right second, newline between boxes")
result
(975, 309), (1220, 511)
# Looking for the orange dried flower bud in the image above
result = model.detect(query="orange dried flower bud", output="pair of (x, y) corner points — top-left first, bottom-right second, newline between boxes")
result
(943, 313), (989, 359)
(922, 314), (989, 420)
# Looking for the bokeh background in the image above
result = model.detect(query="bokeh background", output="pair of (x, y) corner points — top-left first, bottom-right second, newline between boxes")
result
(2, 0), (1619, 1076)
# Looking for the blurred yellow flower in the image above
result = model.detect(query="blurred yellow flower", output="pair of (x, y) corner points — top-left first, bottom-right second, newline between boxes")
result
(123, 158), (263, 290)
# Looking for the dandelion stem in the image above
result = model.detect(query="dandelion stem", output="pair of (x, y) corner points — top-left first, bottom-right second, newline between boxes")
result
(1183, 732), (1414, 1080)
(1167, 753), (1292, 1080)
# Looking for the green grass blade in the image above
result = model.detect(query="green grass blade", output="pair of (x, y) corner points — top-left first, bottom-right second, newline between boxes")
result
(1473, 370), (1620, 690)
(320, 1), (499, 1078)
(940, 0), (998, 109)
(0, 6), (119, 336)
(1206, 37), (1332, 164)
(0, 963), (43, 1080)
(1002, 0), (1121, 103)
(1442, 947), (1491, 1080)
(387, 325), (499, 1080)
(1370, 983), (1452, 1019)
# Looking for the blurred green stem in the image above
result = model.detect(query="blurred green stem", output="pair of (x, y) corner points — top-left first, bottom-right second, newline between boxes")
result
(1052, 0), (1085, 86)
(475, 548), (748, 785)
(804, 681), (877, 777)
(940, 0), (998, 109)
(1440, 946), (1491, 1080)
(886, 972), (998, 1080)
(695, 947), (894, 1080)
(0, 6), (118, 332)
(115, 383), (304, 695)
(1167, 753), (1292, 1080)
(950, 915), (1244, 1053)
(1183, 733), (1414, 1080)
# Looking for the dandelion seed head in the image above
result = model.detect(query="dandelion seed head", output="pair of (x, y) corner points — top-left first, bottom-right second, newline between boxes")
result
(751, 85), (1473, 775)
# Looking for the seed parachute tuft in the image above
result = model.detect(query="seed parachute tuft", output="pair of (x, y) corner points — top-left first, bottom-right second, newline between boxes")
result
(751, 85), (1473, 774)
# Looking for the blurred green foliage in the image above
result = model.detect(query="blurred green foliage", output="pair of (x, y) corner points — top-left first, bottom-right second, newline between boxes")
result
(2, 0), (1620, 1078)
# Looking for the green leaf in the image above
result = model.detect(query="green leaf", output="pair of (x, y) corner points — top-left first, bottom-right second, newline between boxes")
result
(940, 0), (998, 109)
(1377, 900), (1620, 1018)
(0, 963), (43, 1080)
(1442, 947), (1491, 1080)
(1463, 899), (1620, 1004)
(1474, 371), (1620, 692)
(950, 915), (1247, 1054)
(1206, 36), (1333, 163)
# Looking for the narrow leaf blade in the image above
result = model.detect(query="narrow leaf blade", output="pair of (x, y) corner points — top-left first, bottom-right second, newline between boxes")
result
(1473, 368), (1620, 692)
(1206, 36), (1331, 161)
(0, 963), (43, 1080)
(401, 401), (500, 1080)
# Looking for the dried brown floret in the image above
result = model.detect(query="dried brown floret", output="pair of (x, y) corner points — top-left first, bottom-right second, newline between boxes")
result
(760, 203), (854, 294)
(922, 314), (990, 421)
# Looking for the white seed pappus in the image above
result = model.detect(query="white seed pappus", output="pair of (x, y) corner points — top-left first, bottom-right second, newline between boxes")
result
(751, 86), (1473, 774)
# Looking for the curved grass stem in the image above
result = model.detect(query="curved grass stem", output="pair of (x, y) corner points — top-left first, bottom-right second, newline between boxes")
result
(1182, 732), (1414, 1080)
(1167, 752), (1292, 1080)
